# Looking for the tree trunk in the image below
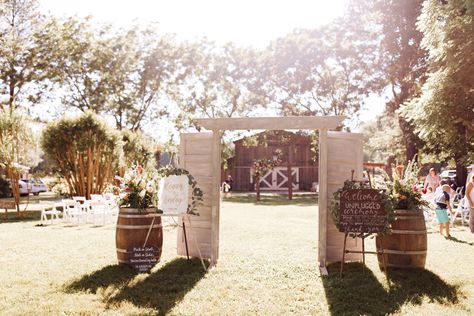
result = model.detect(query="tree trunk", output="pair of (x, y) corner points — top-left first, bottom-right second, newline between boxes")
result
(398, 117), (419, 162)
(256, 174), (260, 201)
(455, 158), (467, 193)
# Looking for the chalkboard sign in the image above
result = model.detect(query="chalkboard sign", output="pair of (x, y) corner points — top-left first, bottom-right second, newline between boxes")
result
(339, 189), (386, 233)
(128, 246), (161, 273)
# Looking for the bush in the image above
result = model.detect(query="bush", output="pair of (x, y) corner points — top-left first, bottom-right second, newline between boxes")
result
(0, 176), (11, 198)
(121, 129), (154, 170)
(41, 112), (123, 198)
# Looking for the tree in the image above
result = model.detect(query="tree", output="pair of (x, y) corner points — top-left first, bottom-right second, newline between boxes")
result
(0, 108), (33, 213)
(121, 129), (154, 172)
(0, 0), (52, 112)
(263, 18), (381, 126)
(170, 40), (265, 129)
(401, 0), (474, 187)
(359, 115), (405, 163)
(345, 0), (428, 160)
(41, 112), (123, 198)
(44, 18), (182, 130)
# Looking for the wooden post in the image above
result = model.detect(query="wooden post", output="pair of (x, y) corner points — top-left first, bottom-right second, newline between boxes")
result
(339, 231), (348, 278)
(287, 145), (293, 200)
(210, 130), (222, 267)
(318, 129), (328, 267)
(362, 235), (365, 274)
(256, 173), (261, 201)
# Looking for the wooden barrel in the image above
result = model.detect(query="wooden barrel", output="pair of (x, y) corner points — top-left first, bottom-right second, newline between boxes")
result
(116, 208), (163, 266)
(376, 209), (427, 270)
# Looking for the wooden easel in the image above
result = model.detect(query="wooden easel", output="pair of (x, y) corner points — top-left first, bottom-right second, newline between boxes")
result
(339, 170), (389, 279)
(144, 213), (208, 272)
(339, 231), (388, 279)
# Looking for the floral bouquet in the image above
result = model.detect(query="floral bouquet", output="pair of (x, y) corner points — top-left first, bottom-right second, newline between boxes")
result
(386, 160), (428, 211)
(117, 164), (159, 210)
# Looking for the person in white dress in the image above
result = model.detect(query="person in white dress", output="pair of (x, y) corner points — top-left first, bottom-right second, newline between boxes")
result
(424, 168), (441, 192)
(465, 172), (474, 233)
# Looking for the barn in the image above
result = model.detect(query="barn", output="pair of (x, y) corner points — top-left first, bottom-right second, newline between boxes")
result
(223, 130), (318, 191)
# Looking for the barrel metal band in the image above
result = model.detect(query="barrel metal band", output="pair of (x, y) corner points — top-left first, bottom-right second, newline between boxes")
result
(390, 229), (426, 234)
(395, 216), (422, 220)
(386, 263), (423, 268)
(382, 249), (427, 255)
(118, 214), (154, 218)
(116, 224), (162, 229)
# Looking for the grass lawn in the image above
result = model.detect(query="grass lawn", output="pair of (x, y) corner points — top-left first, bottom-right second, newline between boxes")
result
(0, 194), (473, 315)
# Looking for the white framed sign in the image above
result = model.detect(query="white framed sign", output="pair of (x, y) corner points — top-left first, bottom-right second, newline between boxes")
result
(158, 175), (189, 214)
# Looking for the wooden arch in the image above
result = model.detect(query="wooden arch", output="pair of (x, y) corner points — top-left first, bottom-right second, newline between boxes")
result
(179, 116), (363, 273)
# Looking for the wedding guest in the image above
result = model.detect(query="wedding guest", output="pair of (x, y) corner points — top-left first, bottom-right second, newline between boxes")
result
(434, 184), (453, 238)
(424, 168), (441, 191)
(465, 172), (474, 233)
(434, 179), (448, 196)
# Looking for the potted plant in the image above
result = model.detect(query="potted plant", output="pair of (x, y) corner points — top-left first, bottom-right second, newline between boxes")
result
(376, 160), (429, 270)
(115, 164), (163, 268)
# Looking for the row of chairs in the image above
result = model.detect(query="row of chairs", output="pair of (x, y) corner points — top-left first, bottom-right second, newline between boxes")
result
(40, 194), (119, 226)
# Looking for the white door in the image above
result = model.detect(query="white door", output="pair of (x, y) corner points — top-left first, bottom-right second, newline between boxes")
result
(259, 167), (299, 191)
(178, 132), (214, 259)
(325, 131), (363, 263)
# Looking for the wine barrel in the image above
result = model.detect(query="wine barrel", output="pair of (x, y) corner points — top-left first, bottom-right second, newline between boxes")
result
(116, 208), (163, 266)
(376, 209), (427, 270)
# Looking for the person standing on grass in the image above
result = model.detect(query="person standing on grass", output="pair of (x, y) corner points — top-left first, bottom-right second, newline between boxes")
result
(424, 168), (441, 192)
(434, 184), (453, 238)
(465, 172), (474, 233)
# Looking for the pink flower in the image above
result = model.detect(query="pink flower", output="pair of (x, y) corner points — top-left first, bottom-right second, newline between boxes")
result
(137, 165), (143, 172)
(395, 165), (404, 172)
(125, 186), (130, 191)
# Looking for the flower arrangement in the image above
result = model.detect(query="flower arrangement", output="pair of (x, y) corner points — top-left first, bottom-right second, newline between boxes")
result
(117, 164), (159, 209)
(386, 160), (428, 211)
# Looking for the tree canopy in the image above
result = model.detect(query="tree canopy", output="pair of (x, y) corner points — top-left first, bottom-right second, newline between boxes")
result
(401, 0), (474, 184)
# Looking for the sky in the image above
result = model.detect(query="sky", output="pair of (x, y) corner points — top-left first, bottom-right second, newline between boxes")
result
(40, 0), (350, 48)
(38, 0), (385, 139)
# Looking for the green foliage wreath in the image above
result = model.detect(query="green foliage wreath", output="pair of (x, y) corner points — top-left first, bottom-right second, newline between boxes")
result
(330, 180), (396, 235)
(157, 166), (204, 215)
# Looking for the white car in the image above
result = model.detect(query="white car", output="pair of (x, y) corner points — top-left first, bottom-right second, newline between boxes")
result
(22, 179), (48, 196)
(8, 179), (29, 196)
(439, 170), (456, 180)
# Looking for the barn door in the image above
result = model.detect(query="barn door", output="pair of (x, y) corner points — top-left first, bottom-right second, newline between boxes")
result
(178, 132), (214, 260)
(259, 167), (299, 191)
(325, 131), (363, 263)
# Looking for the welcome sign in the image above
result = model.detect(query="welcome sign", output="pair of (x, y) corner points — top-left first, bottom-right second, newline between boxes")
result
(338, 189), (386, 233)
(158, 175), (189, 214)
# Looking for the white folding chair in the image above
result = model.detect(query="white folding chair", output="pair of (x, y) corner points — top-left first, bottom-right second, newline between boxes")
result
(90, 194), (103, 201)
(452, 186), (463, 203)
(40, 201), (61, 225)
(61, 199), (86, 225)
(87, 200), (111, 226)
(72, 196), (86, 204)
(451, 197), (470, 226)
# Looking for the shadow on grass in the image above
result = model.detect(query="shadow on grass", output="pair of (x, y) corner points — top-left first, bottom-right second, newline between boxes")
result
(446, 236), (474, 246)
(323, 262), (461, 316)
(64, 264), (138, 294)
(223, 194), (318, 206)
(0, 210), (41, 224)
(65, 258), (207, 315)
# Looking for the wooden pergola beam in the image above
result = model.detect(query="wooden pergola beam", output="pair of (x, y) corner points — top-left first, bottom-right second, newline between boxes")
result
(195, 116), (346, 131)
